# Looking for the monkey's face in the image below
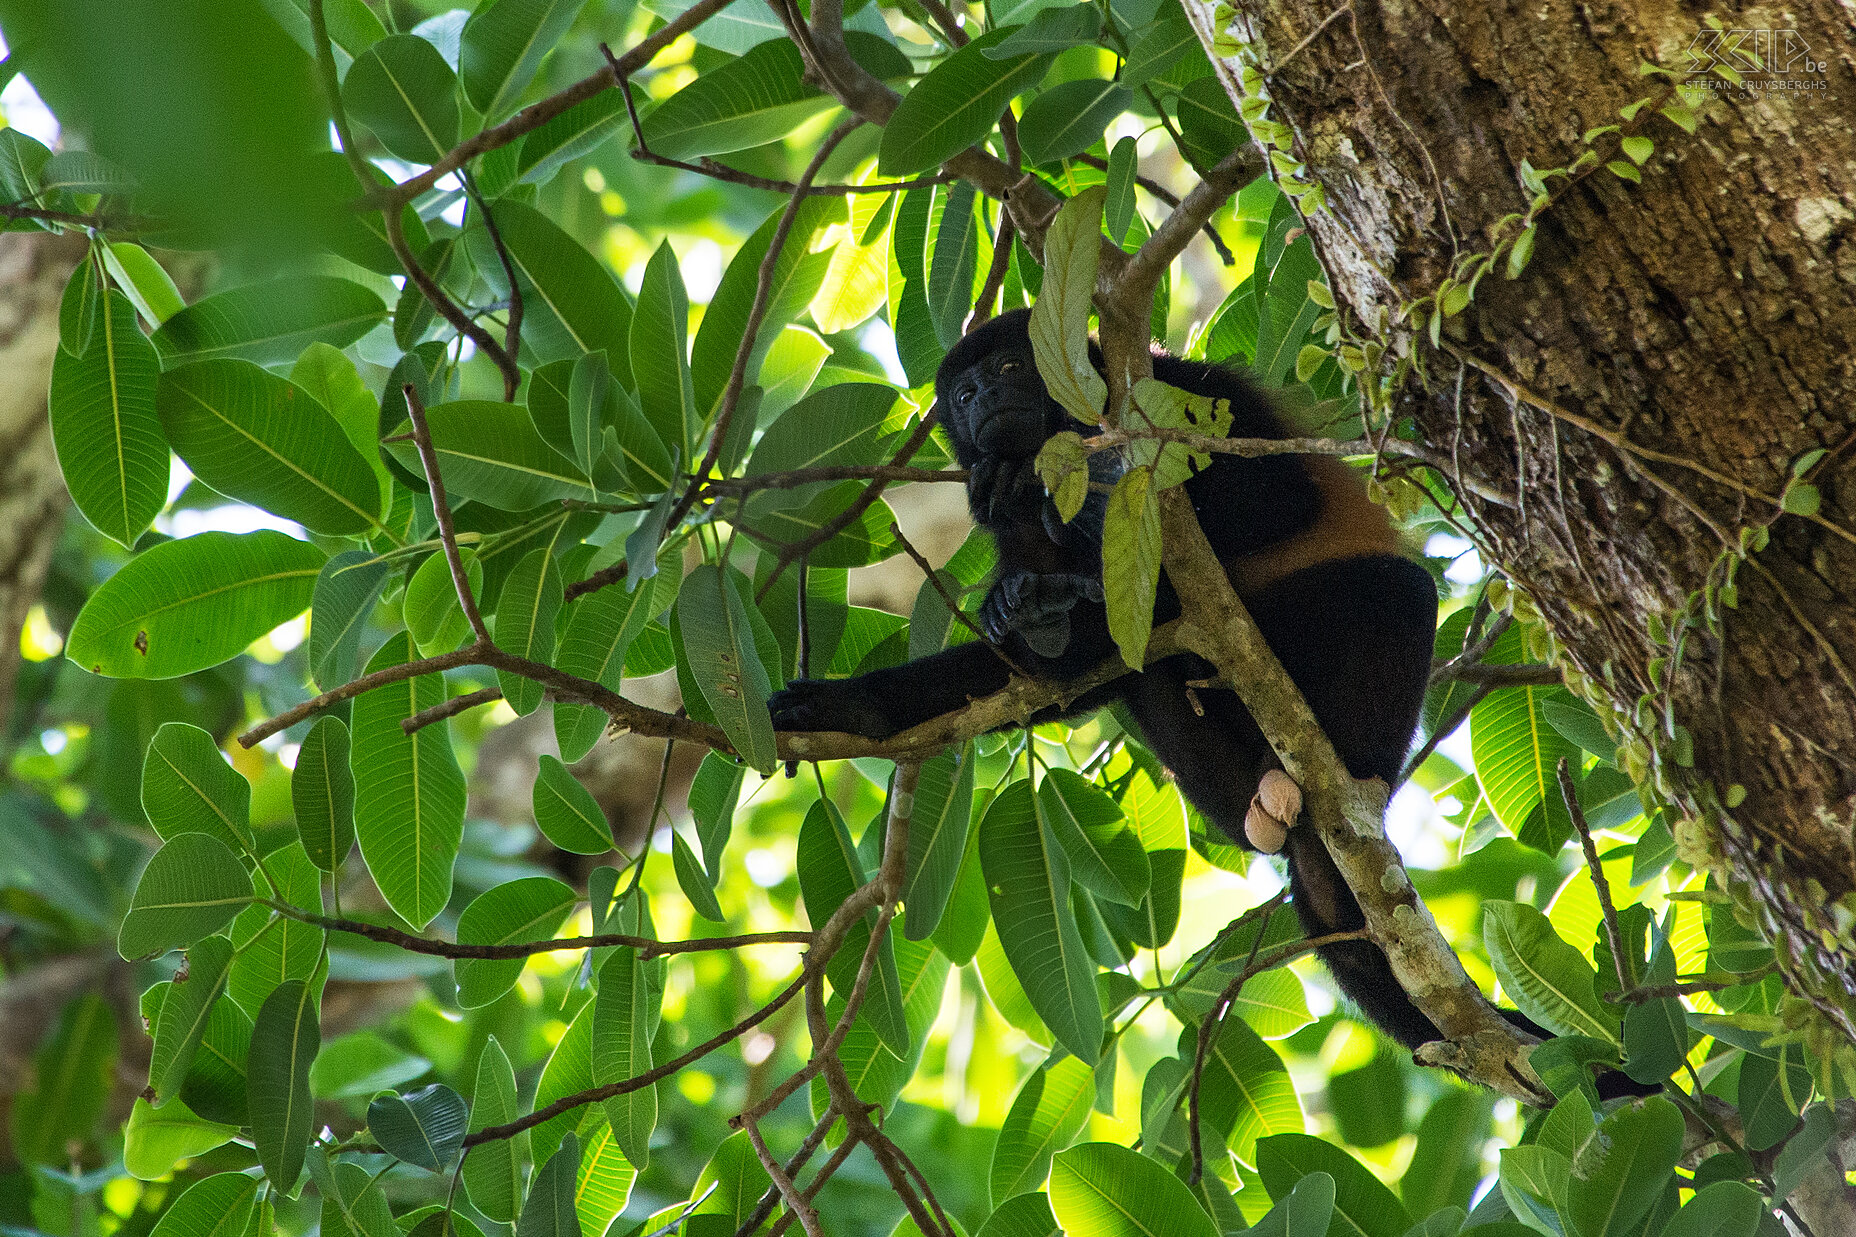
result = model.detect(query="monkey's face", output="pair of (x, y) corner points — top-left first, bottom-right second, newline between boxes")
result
(945, 341), (1064, 460)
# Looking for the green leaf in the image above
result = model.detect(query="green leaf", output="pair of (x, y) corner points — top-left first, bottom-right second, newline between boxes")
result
(310, 550), (391, 689)
(368, 1083), (469, 1172)
(692, 198), (838, 416)
(991, 1053), (1095, 1206)
(1247, 1173), (1336, 1237)
(691, 1131), (772, 1225)
(1102, 466), (1160, 672)
(927, 181), (980, 349)
(980, 780), (1103, 1064)
(1563, 1096), (1683, 1237)
(152, 276), (386, 368)
(812, 181), (893, 335)
(532, 755), (615, 853)
(1122, 10), (1197, 88)
(1400, 1090), (1494, 1217)
(677, 565), (778, 773)
(350, 632), (468, 929)
(103, 244), (186, 332)
(976, 1193), (1061, 1237)
(519, 1131), (584, 1237)
(517, 91), (627, 187)
(554, 562), (670, 760)
(690, 751), (745, 881)
(1037, 767), (1148, 906)
(1050, 1141), (1218, 1237)
(594, 945), (658, 1168)
(141, 1173), (256, 1237)
(454, 876), (577, 1008)
(141, 721), (253, 853)
(227, 847), (323, 1017)
(1019, 79), (1133, 166)
(797, 798), (910, 1054)
(890, 188), (945, 385)
(463, 1037), (527, 1222)
(177, 982), (253, 1125)
(59, 251), (105, 354)
(1781, 481), (1820, 516)
(1657, 1181), (1766, 1237)
(901, 743), (976, 941)
(48, 289), (167, 550)
(480, 201), (634, 378)
(1257, 1132), (1411, 1237)
(1470, 656), (1582, 850)
(630, 240), (697, 462)
(672, 829), (725, 921)
(158, 359), (382, 535)
(880, 28), (1051, 175)
(986, 4), (1102, 55)
(293, 716), (356, 871)
(461, 0), (587, 119)
(249, 978), (320, 1190)
(342, 34), (459, 163)
(1028, 184), (1109, 422)
(314, 1155), (398, 1237)
(404, 546), (482, 654)
(1104, 136), (1137, 244)
(67, 529), (323, 679)
(808, 918), (949, 1119)
(494, 547), (563, 715)
(9, 992), (117, 1164)
(1175, 77), (1246, 171)
(1483, 900), (1619, 1043)
(386, 400), (593, 509)
(574, 1117), (639, 1237)
(642, 39), (842, 158)
(148, 935), (236, 1105)
(119, 833), (253, 959)
(742, 381), (899, 518)
(1193, 1015), (1303, 1167)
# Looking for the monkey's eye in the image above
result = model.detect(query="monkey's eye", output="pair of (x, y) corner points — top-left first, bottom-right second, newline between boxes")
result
(957, 388), (974, 405)
(999, 358), (1021, 374)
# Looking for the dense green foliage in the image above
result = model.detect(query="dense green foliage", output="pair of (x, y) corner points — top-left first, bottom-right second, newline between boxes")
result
(0, 1), (1829, 1235)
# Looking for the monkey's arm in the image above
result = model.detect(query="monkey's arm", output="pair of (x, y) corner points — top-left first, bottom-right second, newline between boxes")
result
(768, 641), (1017, 739)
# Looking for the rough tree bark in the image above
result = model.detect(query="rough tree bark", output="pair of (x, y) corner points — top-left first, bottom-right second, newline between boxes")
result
(1182, 0), (1856, 1028)
(0, 229), (81, 728)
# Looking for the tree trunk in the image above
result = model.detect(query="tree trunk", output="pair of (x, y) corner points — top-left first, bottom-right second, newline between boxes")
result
(0, 230), (82, 729)
(1180, 0), (1856, 1039)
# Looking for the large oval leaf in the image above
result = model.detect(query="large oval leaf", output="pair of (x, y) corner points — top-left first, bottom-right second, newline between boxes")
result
(157, 359), (382, 535)
(901, 743), (976, 942)
(293, 716), (356, 872)
(493, 547), (562, 715)
(141, 721), (253, 853)
(250, 978), (320, 1190)
(1256, 1132), (1410, 1237)
(676, 565), (777, 773)
(144, 1173), (258, 1237)
(879, 28), (1050, 175)
(593, 946), (657, 1169)
(152, 276), (386, 368)
(478, 201), (633, 378)
(119, 833), (253, 960)
(309, 550), (392, 689)
(1018, 78), (1132, 166)
(1190, 1014), (1303, 1168)
(1483, 900), (1619, 1044)
(991, 1054), (1094, 1206)
(796, 799), (908, 1054)
(1564, 1097), (1683, 1237)
(342, 34), (459, 163)
(48, 289), (168, 550)
(453, 876), (577, 1008)
(66, 530), (324, 679)
(642, 40), (840, 159)
(553, 565), (667, 761)
(462, 1037), (525, 1221)
(532, 755), (615, 854)
(147, 935), (236, 1105)
(385, 400), (593, 510)
(460, 0), (585, 119)
(1050, 1142), (1217, 1237)
(979, 780), (1102, 1064)
(350, 632), (467, 929)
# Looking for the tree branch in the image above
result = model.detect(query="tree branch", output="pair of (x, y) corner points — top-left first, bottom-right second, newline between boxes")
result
(268, 902), (811, 960)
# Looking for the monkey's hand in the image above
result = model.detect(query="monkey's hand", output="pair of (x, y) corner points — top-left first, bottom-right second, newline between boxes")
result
(967, 455), (1047, 525)
(981, 570), (1104, 657)
(767, 678), (901, 740)
(1244, 769), (1303, 853)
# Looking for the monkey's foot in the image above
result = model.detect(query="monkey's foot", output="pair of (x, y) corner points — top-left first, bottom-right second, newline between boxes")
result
(1243, 769), (1303, 854)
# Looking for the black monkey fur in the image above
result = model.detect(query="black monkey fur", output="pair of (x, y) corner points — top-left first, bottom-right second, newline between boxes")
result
(770, 309), (1639, 1085)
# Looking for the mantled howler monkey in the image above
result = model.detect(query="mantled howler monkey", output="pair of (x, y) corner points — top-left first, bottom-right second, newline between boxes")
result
(768, 309), (1476, 1056)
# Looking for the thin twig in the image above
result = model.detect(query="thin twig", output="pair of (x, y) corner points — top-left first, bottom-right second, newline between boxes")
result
(704, 465), (965, 494)
(665, 118), (863, 537)
(1560, 757), (1630, 996)
(379, 0), (744, 207)
(1429, 661), (1560, 687)
(1073, 152), (1236, 266)
(564, 558), (628, 603)
(267, 902), (811, 960)
(402, 687), (502, 734)
(403, 383), (492, 643)
(1398, 681), (1495, 784)
(1186, 928), (1369, 1182)
(968, 211), (1015, 331)
(466, 172), (524, 399)
(734, 1114), (835, 1237)
(464, 970), (809, 1146)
